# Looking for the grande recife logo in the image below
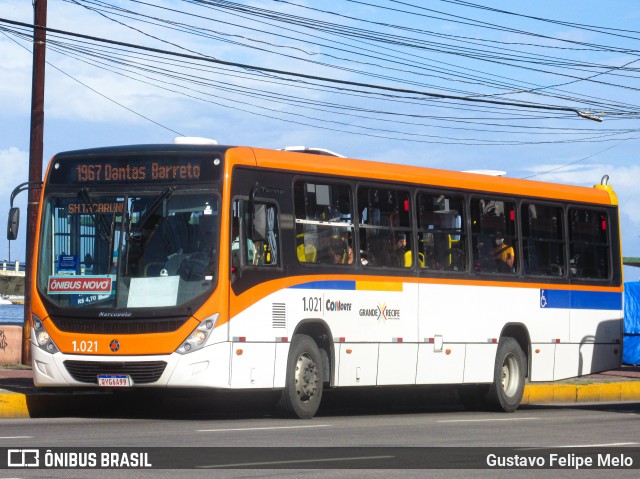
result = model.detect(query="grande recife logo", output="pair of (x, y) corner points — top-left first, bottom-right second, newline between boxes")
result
(48, 276), (113, 295)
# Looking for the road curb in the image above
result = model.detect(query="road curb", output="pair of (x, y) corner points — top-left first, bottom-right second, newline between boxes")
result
(0, 392), (30, 419)
(522, 381), (640, 405)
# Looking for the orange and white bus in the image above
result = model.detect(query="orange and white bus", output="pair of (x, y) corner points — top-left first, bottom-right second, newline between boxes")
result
(12, 142), (623, 418)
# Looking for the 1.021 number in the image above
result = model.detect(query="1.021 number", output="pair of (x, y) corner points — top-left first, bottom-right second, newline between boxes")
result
(71, 340), (98, 353)
(302, 296), (322, 313)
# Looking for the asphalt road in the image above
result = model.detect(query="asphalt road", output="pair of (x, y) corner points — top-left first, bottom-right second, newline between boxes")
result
(1, 393), (639, 478)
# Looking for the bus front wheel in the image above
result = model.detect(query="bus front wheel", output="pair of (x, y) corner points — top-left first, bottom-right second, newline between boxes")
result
(278, 334), (324, 419)
(487, 337), (526, 412)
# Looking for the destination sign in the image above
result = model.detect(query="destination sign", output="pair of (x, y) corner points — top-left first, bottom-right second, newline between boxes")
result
(68, 202), (125, 215)
(48, 152), (222, 185)
(75, 163), (201, 182)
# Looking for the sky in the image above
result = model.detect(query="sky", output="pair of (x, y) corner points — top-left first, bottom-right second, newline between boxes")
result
(1, 0), (639, 279)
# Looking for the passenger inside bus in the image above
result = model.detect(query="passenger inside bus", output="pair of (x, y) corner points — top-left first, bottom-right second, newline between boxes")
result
(492, 231), (515, 272)
(393, 232), (412, 268)
(329, 238), (348, 264)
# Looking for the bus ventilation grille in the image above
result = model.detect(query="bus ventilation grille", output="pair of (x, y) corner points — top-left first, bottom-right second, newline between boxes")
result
(272, 303), (286, 329)
(63, 360), (167, 384)
(50, 317), (188, 334)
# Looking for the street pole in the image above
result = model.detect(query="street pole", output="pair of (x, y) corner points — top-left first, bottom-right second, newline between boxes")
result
(23, 0), (47, 365)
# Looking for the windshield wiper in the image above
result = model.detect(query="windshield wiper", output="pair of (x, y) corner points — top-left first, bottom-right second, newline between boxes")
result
(78, 188), (111, 241)
(128, 186), (176, 240)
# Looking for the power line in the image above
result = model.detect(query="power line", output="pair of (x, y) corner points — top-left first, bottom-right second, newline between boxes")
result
(67, 0), (640, 115)
(0, 17), (606, 121)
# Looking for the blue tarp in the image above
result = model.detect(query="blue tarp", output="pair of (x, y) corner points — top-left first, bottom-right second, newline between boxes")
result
(623, 282), (640, 365)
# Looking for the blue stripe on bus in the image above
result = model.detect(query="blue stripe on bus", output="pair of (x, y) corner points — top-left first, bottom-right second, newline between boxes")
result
(540, 289), (622, 310)
(290, 280), (356, 290)
(289, 282), (621, 310)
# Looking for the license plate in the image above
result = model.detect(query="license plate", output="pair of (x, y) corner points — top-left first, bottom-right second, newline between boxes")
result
(97, 375), (132, 387)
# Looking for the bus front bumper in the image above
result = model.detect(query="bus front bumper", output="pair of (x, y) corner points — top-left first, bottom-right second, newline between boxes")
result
(31, 341), (234, 389)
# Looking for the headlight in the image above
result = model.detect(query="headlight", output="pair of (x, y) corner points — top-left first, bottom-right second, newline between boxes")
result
(176, 314), (218, 355)
(32, 315), (60, 353)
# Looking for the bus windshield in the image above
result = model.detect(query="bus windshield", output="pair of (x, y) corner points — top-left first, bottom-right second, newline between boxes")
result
(37, 189), (219, 310)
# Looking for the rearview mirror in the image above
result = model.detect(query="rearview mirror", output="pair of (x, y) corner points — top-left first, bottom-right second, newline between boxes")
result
(7, 207), (19, 240)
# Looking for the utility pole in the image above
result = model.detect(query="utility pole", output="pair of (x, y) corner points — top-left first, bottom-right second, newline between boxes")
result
(23, 0), (47, 365)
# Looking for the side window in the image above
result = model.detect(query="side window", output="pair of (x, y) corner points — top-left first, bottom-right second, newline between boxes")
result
(417, 192), (466, 271)
(232, 199), (255, 269)
(471, 198), (517, 274)
(293, 181), (354, 265)
(254, 203), (279, 266)
(232, 199), (279, 271)
(358, 187), (412, 268)
(521, 203), (565, 277)
(569, 208), (610, 280)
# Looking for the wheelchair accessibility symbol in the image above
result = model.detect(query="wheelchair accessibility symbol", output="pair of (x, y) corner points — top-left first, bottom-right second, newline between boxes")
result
(540, 290), (547, 308)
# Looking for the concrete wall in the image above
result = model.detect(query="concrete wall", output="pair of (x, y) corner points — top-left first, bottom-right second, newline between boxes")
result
(0, 325), (22, 364)
(0, 273), (25, 363)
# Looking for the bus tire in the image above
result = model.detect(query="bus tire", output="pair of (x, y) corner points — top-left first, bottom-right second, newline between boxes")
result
(486, 337), (526, 412)
(277, 334), (324, 419)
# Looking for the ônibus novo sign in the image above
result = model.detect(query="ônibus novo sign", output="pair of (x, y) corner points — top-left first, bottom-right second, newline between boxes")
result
(48, 276), (113, 295)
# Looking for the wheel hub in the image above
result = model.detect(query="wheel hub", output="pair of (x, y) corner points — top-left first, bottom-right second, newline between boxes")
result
(501, 353), (520, 397)
(295, 353), (318, 402)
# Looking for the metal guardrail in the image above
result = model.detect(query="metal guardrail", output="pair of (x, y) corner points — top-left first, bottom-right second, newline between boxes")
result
(0, 261), (25, 273)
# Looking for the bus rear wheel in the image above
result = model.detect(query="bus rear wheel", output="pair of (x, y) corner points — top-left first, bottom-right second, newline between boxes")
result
(278, 334), (324, 419)
(487, 337), (526, 412)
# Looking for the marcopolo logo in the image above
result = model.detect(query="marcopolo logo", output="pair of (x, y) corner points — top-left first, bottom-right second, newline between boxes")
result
(359, 304), (401, 321)
(98, 312), (133, 318)
(48, 276), (113, 295)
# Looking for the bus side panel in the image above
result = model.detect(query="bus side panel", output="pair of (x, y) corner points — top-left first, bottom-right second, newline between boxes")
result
(230, 342), (276, 388)
(415, 343), (465, 384)
(229, 292), (284, 342)
(228, 292), (282, 388)
(463, 344), (497, 383)
(417, 283), (571, 384)
(547, 289), (623, 379)
(553, 343), (620, 380)
(336, 343), (379, 386)
(568, 303), (622, 376)
(377, 343), (418, 385)
(374, 282), (419, 385)
(417, 283), (499, 385)
(575, 343), (621, 376)
(570, 319), (622, 375)
(529, 288), (569, 382)
(569, 290), (622, 340)
(529, 344), (556, 381)
(418, 283), (524, 344)
(273, 342), (289, 388)
(554, 344), (581, 380)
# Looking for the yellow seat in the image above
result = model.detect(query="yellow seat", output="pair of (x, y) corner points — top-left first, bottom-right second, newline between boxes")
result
(297, 243), (317, 263)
